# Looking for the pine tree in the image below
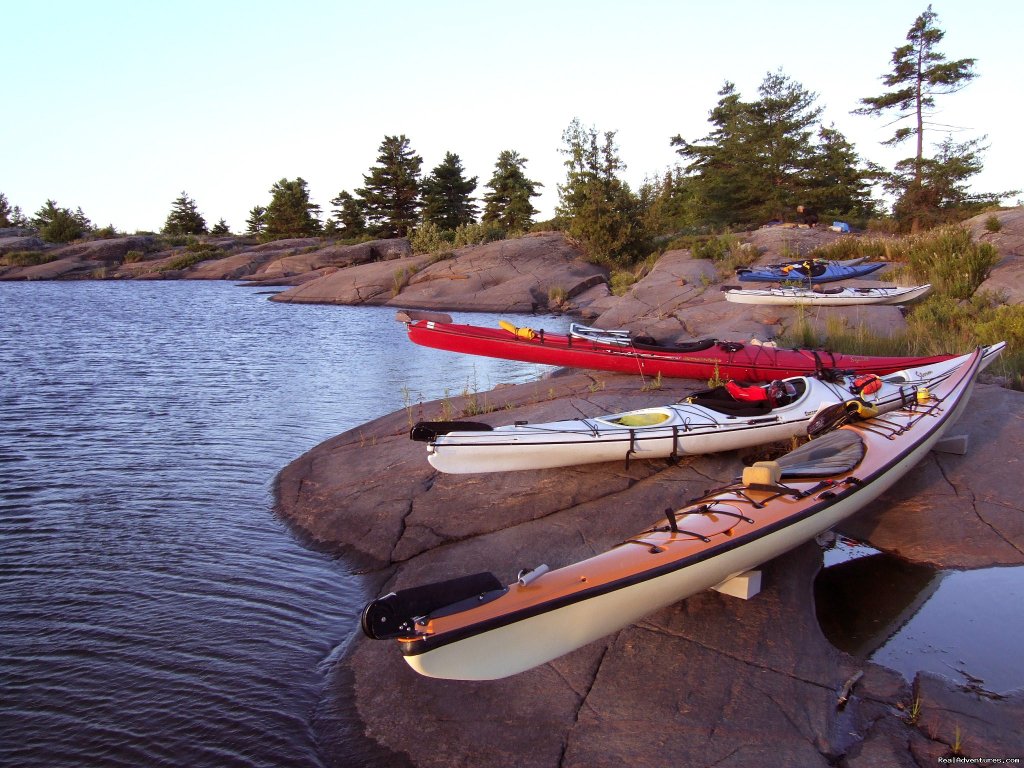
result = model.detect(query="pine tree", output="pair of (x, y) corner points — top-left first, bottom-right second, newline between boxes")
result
(245, 205), (266, 235)
(73, 207), (92, 231)
(481, 150), (541, 233)
(356, 135), (423, 238)
(886, 136), (1012, 227)
(854, 5), (977, 230)
(804, 125), (877, 222)
(31, 199), (61, 230)
(0, 193), (15, 228)
(328, 190), (367, 238)
(671, 82), (759, 227)
(163, 192), (208, 235)
(210, 218), (231, 236)
(0, 193), (27, 229)
(672, 72), (867, 228)
(32, 199), (87, 243)
(637, 168), (700, 236)
(750, 71), (823, 221)
(557, 119), (644, 264)
(264, 178), (321, 239)
(420, 152), (478, 230)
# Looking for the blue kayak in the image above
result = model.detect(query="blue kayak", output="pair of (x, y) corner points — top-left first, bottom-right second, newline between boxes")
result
(737, 261), (885, 284)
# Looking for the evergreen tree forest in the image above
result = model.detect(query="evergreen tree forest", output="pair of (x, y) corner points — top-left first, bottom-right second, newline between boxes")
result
(557, 119), (643, 265)
(0, 192), (27, 228)
(668, 73), (877, 231)
(325, 191), (366, 238)
(3, 6), (1013, 266)
(31, 199), (93, 244)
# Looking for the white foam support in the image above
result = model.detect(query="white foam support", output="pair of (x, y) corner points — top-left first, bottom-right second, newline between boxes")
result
(711, 570), (762, 600)
(742, 462), (781, 486)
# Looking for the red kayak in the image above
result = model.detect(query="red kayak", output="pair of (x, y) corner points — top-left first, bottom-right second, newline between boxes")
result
(398, 311), (957, 382)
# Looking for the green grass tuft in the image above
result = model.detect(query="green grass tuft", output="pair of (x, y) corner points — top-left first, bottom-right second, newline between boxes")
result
(0, 250), (58, 267)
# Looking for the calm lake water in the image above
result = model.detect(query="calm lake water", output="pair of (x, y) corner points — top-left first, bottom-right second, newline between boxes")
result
(0, 281), (569, 768)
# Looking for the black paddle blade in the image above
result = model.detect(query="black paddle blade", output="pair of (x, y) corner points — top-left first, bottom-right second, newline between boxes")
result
(410, 421), (493, 442)
(360, 572), (503, 640)
(807, 402), (853, 439)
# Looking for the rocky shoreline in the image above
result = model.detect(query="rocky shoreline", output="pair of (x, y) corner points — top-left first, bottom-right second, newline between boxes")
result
(277, 368), (1022, 767)
(6, 211), (1024, 765)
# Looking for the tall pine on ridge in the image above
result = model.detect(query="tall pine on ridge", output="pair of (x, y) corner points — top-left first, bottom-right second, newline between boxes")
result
(854, 5), (978, 231)
(557, 118), (644, 265)
(420, 152), (478, 230)
(163, 192), (208, 236)
(357, 135), (423, 238)
(264, 178), (321, 238)
(481, 150), (541, 233)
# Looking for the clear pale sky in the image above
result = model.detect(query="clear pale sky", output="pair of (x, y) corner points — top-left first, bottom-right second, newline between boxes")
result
(3, 0), (1021, 233)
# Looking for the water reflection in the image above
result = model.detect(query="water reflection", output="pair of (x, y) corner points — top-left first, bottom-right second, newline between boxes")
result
(815, 539), (1024, 693)
(816, 545), (941, 658)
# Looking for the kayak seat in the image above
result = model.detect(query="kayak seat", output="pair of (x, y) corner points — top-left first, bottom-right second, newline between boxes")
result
(411, 420), (493, 442)
(725, 380), (769, 403)
(775, 430), (865, 478)
(687, 378), (806, 415)
(728, 378), (806, 407)
(361, 572), (504, 640)
(775, 377), (806, 405)
(786, 261), (827, 277)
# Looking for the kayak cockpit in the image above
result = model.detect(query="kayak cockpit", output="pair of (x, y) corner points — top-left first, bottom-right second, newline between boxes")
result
(605, 410), (673, 427)
(682, 378), (807, 416)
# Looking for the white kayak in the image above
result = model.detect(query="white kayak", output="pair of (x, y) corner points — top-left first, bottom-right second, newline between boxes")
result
(411, 344), (1004, 474)
(722, 284), (932, 306)
(366, 347), (987, 680)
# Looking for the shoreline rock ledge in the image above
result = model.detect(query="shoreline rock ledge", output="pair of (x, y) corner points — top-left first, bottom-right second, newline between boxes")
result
(276, 366), (1023, 766)
(268, 231), (609, 313)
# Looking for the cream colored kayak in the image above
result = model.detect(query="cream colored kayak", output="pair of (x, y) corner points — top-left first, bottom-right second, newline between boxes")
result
(363, 347), (987, 679)
(412, 344), (1003, 474)
(723, 284), (932, 306)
